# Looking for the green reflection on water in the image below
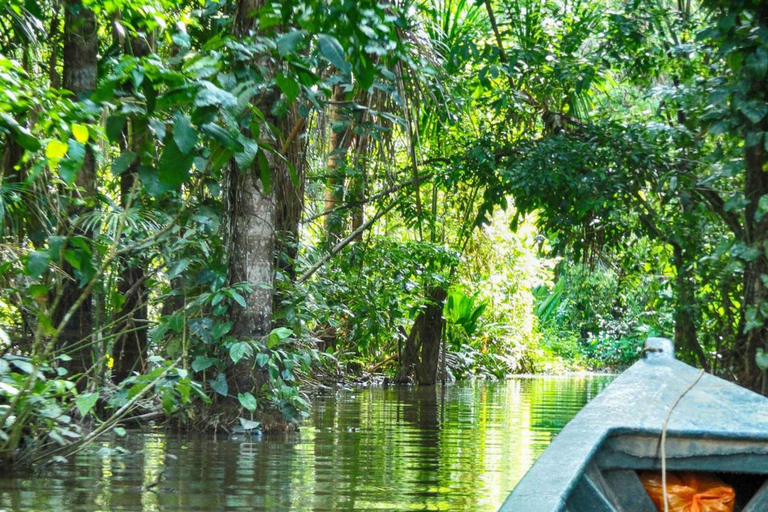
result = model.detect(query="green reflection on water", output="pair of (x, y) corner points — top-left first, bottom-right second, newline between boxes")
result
(0, 375), (612, 511)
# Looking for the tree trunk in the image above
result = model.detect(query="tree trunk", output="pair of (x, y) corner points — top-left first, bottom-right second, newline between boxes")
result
(323, 85), (353, 246)
(735, 138), (768, 390)
(227, 156), (277, 393)
(732, 3), (768, 389)
(227, 0), (293, 393)
(349, 134), (367, 241)
(55, 0), (98, 377)
(395, 286), (447, 385)
(275, 104), (307, 281)
(1, 138), (25, 241)
(111, 264), (148, 381)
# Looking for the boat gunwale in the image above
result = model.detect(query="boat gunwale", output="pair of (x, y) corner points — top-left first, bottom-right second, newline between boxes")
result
(499, 353), (768, 512)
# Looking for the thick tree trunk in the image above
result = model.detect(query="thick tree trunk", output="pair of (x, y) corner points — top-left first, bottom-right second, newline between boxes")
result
(323, 85), (353, 246)
(395, 286), (447, 385)
(227, 0), (297, 393)
(275, 104), (307, 281)
(732, 4), (768, 389)
(228, 165), (276, 337)
(227, 159), (277, 392)
(55, 0), (98, 377)
(735, 139), (768, 390)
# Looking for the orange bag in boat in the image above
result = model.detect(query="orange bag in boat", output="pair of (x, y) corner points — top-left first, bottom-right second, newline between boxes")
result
(640, 472), (735, 512)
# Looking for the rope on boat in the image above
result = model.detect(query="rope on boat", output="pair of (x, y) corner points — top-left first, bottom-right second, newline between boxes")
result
(660, 368), (706, 512)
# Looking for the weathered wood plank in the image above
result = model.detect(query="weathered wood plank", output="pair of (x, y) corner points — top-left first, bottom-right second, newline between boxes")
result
(567, 474), (617, 512)
(741, 478), (768, 512)
(601, 470), (656, 512)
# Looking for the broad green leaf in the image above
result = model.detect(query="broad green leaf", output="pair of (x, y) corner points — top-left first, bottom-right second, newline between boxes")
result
(71, 124), (89, 144)
(167, 258), (189, 279)
(210, 373), (228, 396)
(191, 355), (217, 372)
(739, 100), (768, 124)
(238, 417), (260, 431)
(48, 236), (66, 260)
(177, 379), (191, 404)
(271, 327), (292, 340)
(724, 193), (749, 212)
(237, 392), (257, 412)
(143, 79), (157, 114)
(166, 314), (185, 333)
(45, 140), (68, 169)
(26, 250), (49, 279)
(255, 353), (269, 367)
(230, 290), (247, 308)
(0, 113), (40, 151)
(111, 151), (137, 176)
(14, 129), (41, 152)
(106, 115), (126, 143)
(277, 30), (306, 56)
(172, 32), (190, 48)
(162, 387), (176, 414)
(10, 359), (34, 374)
(757, 348), (768, 372)
(746, 47), (768, 79)
(59, 139), (86, 185)
(229, 341), (250, 364)
(317, 34), (350, 72)
(195, 82), (237, 109)
(0, 381), (19, 396)
(201, 123), (244, 151)
(173, 113), (198, 154)
(114, 427), (127, 437)
(211, 321), (233, 340)
(757, 194), (768, 222)
(158, 137), (194, 191)
(276, 74), (300, 103)
(135, 165), (161, 197)
(234, 137), (259, 170)
(76, 392), (99, 417)
(267, 332), (281, 349)
(210, 146), (235, 172)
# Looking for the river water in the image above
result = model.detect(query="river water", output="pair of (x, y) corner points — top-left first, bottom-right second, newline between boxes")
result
(0, 375), (612, 511)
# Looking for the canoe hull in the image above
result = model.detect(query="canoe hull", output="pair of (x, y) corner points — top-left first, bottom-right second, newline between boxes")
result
(500, 343), (768, 512)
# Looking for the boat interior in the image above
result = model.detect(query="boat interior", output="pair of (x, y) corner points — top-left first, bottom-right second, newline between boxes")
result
(565, 432), (768, 512)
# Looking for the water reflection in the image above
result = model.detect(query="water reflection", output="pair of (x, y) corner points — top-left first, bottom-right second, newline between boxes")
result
(0, 375), (611, 511)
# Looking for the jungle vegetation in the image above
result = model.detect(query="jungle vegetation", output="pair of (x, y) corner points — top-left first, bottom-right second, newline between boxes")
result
(1, 0), (767, 467)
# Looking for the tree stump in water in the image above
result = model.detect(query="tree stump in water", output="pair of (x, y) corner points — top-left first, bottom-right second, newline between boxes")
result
(395, 286), (447, 385)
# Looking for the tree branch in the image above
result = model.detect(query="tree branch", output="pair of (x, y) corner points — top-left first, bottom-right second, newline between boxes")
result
(694, 187), (744, 239)
(303, 172), (435, 223)
(297, 198), (403, 284)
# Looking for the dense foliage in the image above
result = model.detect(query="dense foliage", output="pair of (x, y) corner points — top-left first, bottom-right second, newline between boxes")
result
(2, 0), (768, 467)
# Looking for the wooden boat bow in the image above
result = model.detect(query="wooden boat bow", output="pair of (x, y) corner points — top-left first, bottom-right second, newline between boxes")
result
(500, 338), (768, 512)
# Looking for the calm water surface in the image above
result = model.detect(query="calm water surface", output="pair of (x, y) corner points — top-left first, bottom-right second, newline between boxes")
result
(0, 375), (612, 511)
